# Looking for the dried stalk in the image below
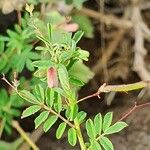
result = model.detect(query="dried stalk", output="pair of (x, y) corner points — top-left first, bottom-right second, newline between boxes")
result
(79, 7), (132, 29)
(131, 2), (150, 80)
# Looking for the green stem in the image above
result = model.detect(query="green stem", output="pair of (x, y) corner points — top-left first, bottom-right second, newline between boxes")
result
(74, 118), (87, 150)
(0, 119), (5, 138)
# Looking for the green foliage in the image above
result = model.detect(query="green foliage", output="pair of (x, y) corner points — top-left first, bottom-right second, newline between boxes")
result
(0, 4), (129, 150)
(68, 128), (77, 146)
(65, 0), (87, 9)
(21, 105), (41, 118)
(0, 14), (39, 73)
(73, 15), (94, 38)
(103, 112), (113, 132)
(43, 115), (58, 132)
(86, 119), (97, 139)
(104, 121), (128, 135)
(85, 112), (128, 150)
(76, 111), (87, 124)
(0, 89), (23, 134)
(56, 122), (67, 139)
(94, 114), (102, 135)
(0, 137), (24, 150)
(58, 64), (70, 91)
(34, 111), (49, 129)
(100, 136), (114, 150)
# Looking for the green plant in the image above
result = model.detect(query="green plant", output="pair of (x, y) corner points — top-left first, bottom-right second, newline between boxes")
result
(1, 2), (149, 150)
(0, 89), (23, 136)
(1, 6), (129, 150)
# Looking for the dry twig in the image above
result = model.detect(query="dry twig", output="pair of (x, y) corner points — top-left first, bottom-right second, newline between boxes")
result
(79, 7), (132, 29)
(131, 2), (150, 80)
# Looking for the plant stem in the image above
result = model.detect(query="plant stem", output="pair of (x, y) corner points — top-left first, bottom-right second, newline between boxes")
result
(43, 104), (75, 128)
(0, 119), (5, 138)
(12, 120), (39, 150)
(74, 118), (87, 150)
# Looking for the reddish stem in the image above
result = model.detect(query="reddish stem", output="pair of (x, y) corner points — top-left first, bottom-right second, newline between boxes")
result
(119, 101), (150, 121)
(77, 92), (100, 103)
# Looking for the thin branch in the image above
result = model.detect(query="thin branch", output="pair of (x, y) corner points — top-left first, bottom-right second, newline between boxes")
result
(17, 10), (22, 26)
(19, 126), (43, 150)
(131, 2), (150, 80)
(79, 7), (133, 29)
(43, 105), (75, 128)
(12, 120), (39, 150)
(1, 74), (17, 91)
(119, 101), (150, 121)
(77, 92), (100, 103)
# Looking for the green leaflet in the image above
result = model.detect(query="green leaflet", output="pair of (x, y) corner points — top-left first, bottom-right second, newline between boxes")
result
(99, 136), (114, 150)
(73, 15), (94, 38)
(65, 104), (78, 121)
(53, 93), (62, 113)
(86, 119), (97, 139)
(19, 90), (38, 104)
(46, 88), (55, 108)
(57, 64), (70, 91)
(103, 112), (113, 132)
(21, 105), (41, 118)
(56, 122), (67, 139)
(104, 122), (128, 135)
(68, 128), (77, 146)
(91, 141), (101, 150)
(43, 115), (58, 132)
(34, 84), (45, 103)
(34, 111), (49, 129)
(72, 31), (84, 44)
(94, 113), (102, 135)
(76, 111), (87, 124)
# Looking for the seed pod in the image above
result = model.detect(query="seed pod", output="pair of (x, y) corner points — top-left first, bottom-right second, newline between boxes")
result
(47, 67), (58, 88)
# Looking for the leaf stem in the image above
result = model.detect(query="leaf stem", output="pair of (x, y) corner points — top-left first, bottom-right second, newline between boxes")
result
(0, 119), (5, 138)
(43, 105), (75, 128)
(77, 92), (100, 103)
(12, 120), (39, 150)
(87, 134), (104, 150)
(74, 118), (87, 150)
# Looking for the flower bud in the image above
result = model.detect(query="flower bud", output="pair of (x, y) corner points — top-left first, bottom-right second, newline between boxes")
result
(47, 67), (58, 88)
